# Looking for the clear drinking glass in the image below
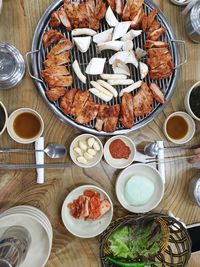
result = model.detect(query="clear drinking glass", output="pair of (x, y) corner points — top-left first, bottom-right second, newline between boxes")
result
(0, 226), (31, 267)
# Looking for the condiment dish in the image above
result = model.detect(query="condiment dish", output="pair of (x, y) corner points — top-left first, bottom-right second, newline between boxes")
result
(170, 0), (191, 6)
(103, 135), (136, 169)
(7, 108), (44, 144)
(163, 111), (195, 144)
(0, 101), (8, 136)
(116, 163), (164, 213)
(70, 134), (103, 168)
(184, 81), (200, 121)
(61, 185), (113, 238)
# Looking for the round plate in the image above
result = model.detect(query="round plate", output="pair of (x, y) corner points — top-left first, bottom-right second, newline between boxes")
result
(61, 185), (113, 238)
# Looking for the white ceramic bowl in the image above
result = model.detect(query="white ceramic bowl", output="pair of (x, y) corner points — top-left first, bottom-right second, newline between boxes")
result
(170, 0), (191, 6)
(184, 81), (200, 121)
(0, 101), (8, 136)
(70, 134), (103, 168)
(7, 108), (44, 144)
(61, 185), (113, 238)
(103, 135), (136, 169)
(163, 111), (195, 144)
(116, 164), (164, 213)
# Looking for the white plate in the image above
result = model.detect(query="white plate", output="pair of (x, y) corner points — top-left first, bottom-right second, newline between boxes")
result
(61, 185), (113, 238)
(0, 213), (51, 267)
(116, 164), (164, 213)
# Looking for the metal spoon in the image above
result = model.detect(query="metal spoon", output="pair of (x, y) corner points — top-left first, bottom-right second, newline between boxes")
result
(0, 144), (67, 159)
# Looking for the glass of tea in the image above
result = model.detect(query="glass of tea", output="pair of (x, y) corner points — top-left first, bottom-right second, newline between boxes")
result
(7, 108), (44, 144)
(0, 101), (7, 136)
(184, 81), (200, 121)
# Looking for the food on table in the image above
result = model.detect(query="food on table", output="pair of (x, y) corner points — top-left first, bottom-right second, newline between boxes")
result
(49, 11), (61, 28)
(109, 138), (131, 159)
(121, 29), (142, 41)
(69, 90), (90, 116)
(135, 47), (147, 59)
(112, 59), (131, 76)
(122, 40), (133, 51)
(58, 7), (72, 31)
(40, 66), (70, 77)
(119, 80), (142, 96)
(67, 189), (111, 220)
(75, 100), (99, 124)
(93, 28), (113, 44)
(109, 51), (138, 68)
(105, 256), (159, 267)
(139, 62), (148, 79)
(149, 83), (165, 104)
(147, 27), (166, 41)
(42, 29), (64, 47)
(91, 81), (113, 97)
(60, 88), (77, 114)
(112, 21), (132, 40)
(96, 41), (124, 52)
(97, 80), (118, 97)
(119, 93), (134, 128)
(89, 88), (113, 102)
(85, 58), (106, 75)
(72, 60), (87, 84)
(45, 87), (66, 102)
(43, 52), (71, 68)
(115, 0), (124, 16)
(108, 79), (134, 86)
(73, 36), (91, 53)
(105, 6), (118, 27)
(43, 75), (73, 88)
(144, 40), (169, 49)
(166, 115), (188, 140)
(130, 8), (144, 29)
(189, 85), (200, 119)
(48, 39), (73, 56)
(100, 73), (127, 80)
(125, 175), (155, 205)
(71, 28), (97, 36)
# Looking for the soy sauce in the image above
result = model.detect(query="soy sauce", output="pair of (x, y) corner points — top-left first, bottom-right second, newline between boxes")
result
(190, 86), (200, 118)
(166, 115), (188, 140)
(0, 105), (6, 132)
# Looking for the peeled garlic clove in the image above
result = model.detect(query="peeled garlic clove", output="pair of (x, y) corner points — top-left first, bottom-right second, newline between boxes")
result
(93, 141), (100, 151)
(87, 148), (97, 156)
(77, 156), (88, 164)
(88, 137), (95, 147)
(79, 141), (88, 151)
(74, 147), (82, 156)
(84, 152), (93, 160)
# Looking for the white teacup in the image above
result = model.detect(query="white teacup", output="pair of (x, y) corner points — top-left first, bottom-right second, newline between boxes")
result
(0, 101), (8, 136)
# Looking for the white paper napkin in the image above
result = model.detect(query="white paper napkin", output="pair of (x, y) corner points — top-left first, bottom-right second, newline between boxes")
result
(35, 137), (44, 184)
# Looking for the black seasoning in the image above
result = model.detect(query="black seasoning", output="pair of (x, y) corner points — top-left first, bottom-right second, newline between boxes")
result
(189, 86), (200, 118)
(0, 105), (5, 132)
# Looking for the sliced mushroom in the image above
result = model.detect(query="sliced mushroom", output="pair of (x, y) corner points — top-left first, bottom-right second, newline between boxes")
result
(90, 81), (113, 96)
(72, 28), (97, 36)
(72, 60), (86, 84)
(139, 62), (149, 79)
(93, 28), (113, 44)
(97, 79), (118, 97)
(122, 40), (133, 51)
(73, 36), (91, 53)
(97, 41), (124, 52)
(135, 47), (147, 59)
(100, 73), (127, 80)
(105, 6), (119, 27)
(119, 80), (142, 97)
(86, 58), (106, 75)
(109, 51), (138, 68)
(108, 79), (134, 86)
(89, 88), (113, 102)
(121, 29), (142, 41)
(112, 21), (132, 40)
(112, 59), (130, 76)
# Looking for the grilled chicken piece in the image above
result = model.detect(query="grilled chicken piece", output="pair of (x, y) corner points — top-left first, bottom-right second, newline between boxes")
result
(147, 8), (158, 29)
(70, 90), (90, 117)
(148, 27), (166, 41)
(45, 75), (73, 88)
(44, 52), (70, 67)
(40, 66), (70, 78)
(141, 82), (153, 105)
(95, 0), (107, 20)
(78, 3), (89, 28)
(95, 105), (107, 132)
(64, 2), (79, 29)
(86, 0), (96, 12)
(150, 63), (173, 80)
(148, 20), (161, 33)
(75, 99), (99, 124)
(115, 0), (124, 16)
(142, 16), (148, 31)
(147, 47), (169, 58)
(131, 8), (144, 29)
(60, 88), (77, 115)
(99, 199), (111, 216)
(46, 87), (66, 102)
(48, 39), (73, 56)
(107, 0), (115, 10)
(58, 7), (72, 31)
(147, 52), (173, 70)
(49, 11), (61, 28)
(122, 0), (133, 21)
(133, 88), (152, 117)
(145, 40), (169, 49)
(149, 83), (165, 104)
(120, 93), (134, 128)
(130, 3), (140, 20)
(43, 30), (64, 48)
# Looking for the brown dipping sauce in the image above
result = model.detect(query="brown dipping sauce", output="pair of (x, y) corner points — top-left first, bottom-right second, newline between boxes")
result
(166, 115), (188, 140)
(13, 112), (41, 139)
(189, 86), (200, 118)
(109, 139), (131, 159)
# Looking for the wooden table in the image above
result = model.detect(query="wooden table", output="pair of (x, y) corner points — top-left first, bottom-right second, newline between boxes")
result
(0, 0), (200, 266)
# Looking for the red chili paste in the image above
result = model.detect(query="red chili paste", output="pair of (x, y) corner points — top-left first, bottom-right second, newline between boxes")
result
(109, 139), (131, 159)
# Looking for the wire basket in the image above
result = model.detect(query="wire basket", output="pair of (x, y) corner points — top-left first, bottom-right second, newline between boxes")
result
(99, 213), (191, 267)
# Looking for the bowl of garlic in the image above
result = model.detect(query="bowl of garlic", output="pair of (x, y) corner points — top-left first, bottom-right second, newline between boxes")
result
(70, 134), (103, 168)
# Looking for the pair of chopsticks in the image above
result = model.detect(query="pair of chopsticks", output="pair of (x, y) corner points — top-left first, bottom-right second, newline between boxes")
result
(0, 163), (72, 170)
(145, 155), (195, 164)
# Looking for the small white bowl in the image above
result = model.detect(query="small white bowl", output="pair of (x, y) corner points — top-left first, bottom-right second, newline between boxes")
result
(184, 81), (200, 121)
(103, 135), (136, 169)
(61, 185), (113, 238)
(70, 134), (103, 168)
(7, 108), (44, 144)
(163, 111), (195, 144)
(0, 101), (8, 136)
(116, 164), (164, 213)
(170, 0), (191, 6)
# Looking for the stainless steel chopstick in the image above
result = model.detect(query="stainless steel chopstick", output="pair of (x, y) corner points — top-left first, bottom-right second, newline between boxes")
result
(146, 155), (195, 164)
(0, 163), (72, 169)
(0, 149), (44, 153)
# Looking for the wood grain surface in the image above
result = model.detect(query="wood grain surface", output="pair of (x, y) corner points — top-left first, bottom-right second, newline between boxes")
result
(0, 0), (200, 266)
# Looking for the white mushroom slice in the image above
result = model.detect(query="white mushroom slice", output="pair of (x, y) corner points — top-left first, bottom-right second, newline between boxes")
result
(105, 6), (119, 27)
(84, 152), (93, 160)
(121, 30), (142, 41)
(108, 79), (134, 86)
(93, 28), (113, 44)
(86, 58), (106, 75)
(97, 80), (118, 97)
(112, 21), (132, 40)
(135, 47), (147, 59)
(79, 141), (88, 151)
(77, 156), (88, 164)
(100, 73), (127, 80)
(87, 148), (97, 156)
(97, 41), (124, 53)
(93, 141), (100, 151)
(89, 88), (113, 102)
(119, 80), (142, 97)
(139, 62), (149, 79)
(122, 40), (133, 51)
(90, 81), (113, 96)
(112, 59), (130, 76)
(88, 137), (95, 148)
(72, 60), (86, 84)
(73, 36), (91, 53)
(74, 147), (82, 156)
(109, 51), (138, 68)
(72, 28), (97, 36)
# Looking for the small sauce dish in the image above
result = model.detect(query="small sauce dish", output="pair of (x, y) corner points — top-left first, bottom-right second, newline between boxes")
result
(163, 111), (195, 144)
(7, 108), (44, 144)
(170, 0), (191, 6)
(103, 135), (136, 169)
(0, 101), (8, 136)
(184, 81), (200, 121)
